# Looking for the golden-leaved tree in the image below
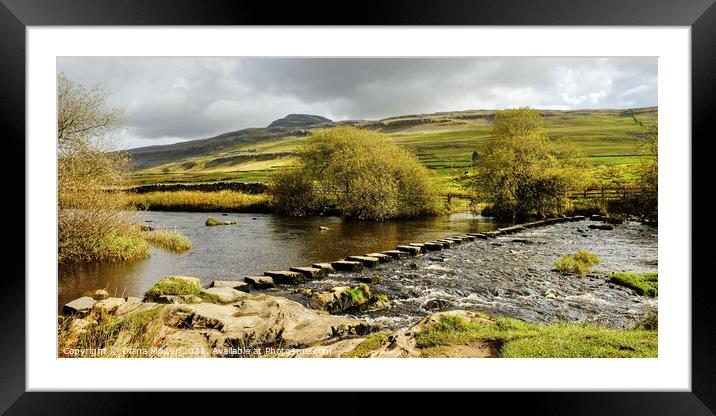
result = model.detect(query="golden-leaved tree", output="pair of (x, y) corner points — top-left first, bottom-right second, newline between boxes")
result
(58, 73), (149, 263)
(268, 126), (445, 220)
(474, 108), (586, 219)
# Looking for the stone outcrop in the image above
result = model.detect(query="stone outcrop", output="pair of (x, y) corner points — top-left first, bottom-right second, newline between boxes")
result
(63, 296), (97, 315)
(211, 280), (250, 292)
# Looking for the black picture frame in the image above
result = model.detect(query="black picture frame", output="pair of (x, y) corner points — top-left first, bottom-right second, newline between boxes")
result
(2, 0), (714, 413)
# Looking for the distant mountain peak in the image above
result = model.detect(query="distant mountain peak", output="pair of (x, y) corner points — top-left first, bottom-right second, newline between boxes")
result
(268, 114), (332, 128)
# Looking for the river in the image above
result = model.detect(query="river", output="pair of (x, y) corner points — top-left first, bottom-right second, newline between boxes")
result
(58, 211), (503, 308)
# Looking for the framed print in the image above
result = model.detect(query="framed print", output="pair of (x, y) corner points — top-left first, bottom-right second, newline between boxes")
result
(2, 0), (715, 413)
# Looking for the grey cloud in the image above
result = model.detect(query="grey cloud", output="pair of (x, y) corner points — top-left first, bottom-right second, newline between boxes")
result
(57, 57), (657, 149)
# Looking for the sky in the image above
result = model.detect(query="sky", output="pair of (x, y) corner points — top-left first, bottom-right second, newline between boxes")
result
(57, 57), (657, 149)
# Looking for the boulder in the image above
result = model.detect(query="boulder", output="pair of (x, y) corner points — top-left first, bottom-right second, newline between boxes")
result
(144, 275), (203, 303)
(92, 297), (126, 315)
(160, 293), (371, 355)
(345, 255), (380, 267)
(63, 296), (97, 315)
(308, 284), (372, 314)
(289, 266), (327, 279)
(356, 274), (383, 284)
(91, 289), (109, 301)
(244, 276), (275, 289)
(264, 271), (306, 285)
(331, 260), (364, 271)
(211, 280), (250, 292)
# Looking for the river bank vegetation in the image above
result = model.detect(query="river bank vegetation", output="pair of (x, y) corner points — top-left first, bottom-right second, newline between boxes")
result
(127, 190), (270, 212)
(57, 73), (191, 264)
(413, 314), (657, 358)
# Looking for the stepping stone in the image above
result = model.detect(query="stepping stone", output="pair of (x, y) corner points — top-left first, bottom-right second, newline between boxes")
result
(382, 250), (408, 259)
(409, 243), (426, 253)
(331, 260), (364, 271)
(356, 274), (382, 284)
(463, 235), (476, 241)
(573, 215), (586, 221)
(290, 266), (327, 279)
(211, 280), (250, 292)
(423, 242), (443, 251)
(484, 231), (501, 238)
(446, 238), (463, 244)
(365, 253), (392, 263)
(437, 240), (453, 247)
(63, 296), (97, 315)
(244, 276), (275, 289)
(312, 263), (335, 273)
(264, 270), (306, 285)
(346, 255), (380, 267)
(396, 245), (422, 255)
(473, 233), (488, 239)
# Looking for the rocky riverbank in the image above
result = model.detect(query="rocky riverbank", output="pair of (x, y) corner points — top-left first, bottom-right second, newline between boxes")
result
(58, 216), (658, 358)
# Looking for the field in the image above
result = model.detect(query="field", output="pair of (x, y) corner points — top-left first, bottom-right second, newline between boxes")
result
(128, 107), (657, 189)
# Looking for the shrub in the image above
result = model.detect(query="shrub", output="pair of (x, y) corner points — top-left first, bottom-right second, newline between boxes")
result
(554, 250), (601, 275)
(268, 126), (445, 220)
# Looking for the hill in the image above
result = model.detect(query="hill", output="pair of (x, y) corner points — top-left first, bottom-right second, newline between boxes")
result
(267, 114), (332, 128)
(127, 107), (658, 186)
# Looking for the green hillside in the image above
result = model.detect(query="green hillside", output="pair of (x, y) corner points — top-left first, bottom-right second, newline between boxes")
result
(128, 107), (657, 187)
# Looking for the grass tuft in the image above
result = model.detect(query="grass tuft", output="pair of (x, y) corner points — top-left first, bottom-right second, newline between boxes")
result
(141, 229), (192, 252)
(341, 332), (390, 358)
(554, 249), (601, 275)
(610, 272), (658, 297)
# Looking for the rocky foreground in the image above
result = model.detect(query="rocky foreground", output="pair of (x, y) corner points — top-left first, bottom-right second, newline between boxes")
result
(59, 276), (499, 358)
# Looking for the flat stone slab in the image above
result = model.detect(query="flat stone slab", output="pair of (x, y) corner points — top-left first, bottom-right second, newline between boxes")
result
(346, 255), (380, 267)
(211, 280), (250, 292)
(473, 233), (488, 239)
(485, 231), (502, 238)
(264, 270), (306, 285)
(331, 260), (364, 271)
(365, 253), (392, 263)
(423, 242), (443, 251)
(63, 296), (97, 315)
(446, 238), (463, 244)
(203, 287), (248, 303)
(396, 245), (422, 255)
(290, 266), (327, 279)
(244, 276), (275, 289)
(463, 235), (476, 241)
(408, 243), (426, 253)
(573, 215), (586, 221)
(312, 263), (336, 273)
(382, 250), (408, 258)
(437, 240), (454, 247)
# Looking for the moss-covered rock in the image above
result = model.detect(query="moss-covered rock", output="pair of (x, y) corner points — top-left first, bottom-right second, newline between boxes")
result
(144, 275), (205, 303)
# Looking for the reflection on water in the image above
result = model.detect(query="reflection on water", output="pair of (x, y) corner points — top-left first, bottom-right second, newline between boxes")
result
(59, 211), (499, 306)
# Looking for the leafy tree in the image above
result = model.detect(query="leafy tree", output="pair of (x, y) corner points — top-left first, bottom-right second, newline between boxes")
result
(269, 126), (445, 220)
(473, 108), (585, 219)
